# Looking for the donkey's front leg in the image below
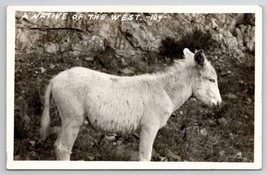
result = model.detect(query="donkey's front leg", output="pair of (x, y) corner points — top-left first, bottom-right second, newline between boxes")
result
(139, 124), (159, 161)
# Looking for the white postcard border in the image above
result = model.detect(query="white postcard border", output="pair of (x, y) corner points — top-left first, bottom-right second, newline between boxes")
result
(6, 5), (262, 170)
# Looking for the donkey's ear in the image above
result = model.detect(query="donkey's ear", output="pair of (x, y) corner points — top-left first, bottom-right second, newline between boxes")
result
(194, 50), (206, 66)
(183, 48), (194, 59)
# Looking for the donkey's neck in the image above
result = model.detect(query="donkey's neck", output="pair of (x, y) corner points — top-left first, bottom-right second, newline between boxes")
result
(157, 63), (195, 111)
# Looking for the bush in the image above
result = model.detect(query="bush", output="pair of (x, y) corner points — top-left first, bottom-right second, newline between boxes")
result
(160, 28), (218, 59)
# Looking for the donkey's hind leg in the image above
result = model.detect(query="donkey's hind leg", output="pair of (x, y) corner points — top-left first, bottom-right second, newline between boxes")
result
(54, 112), (84, 160)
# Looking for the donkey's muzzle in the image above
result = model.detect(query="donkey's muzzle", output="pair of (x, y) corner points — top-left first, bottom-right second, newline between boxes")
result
(212, 98), (222, 108)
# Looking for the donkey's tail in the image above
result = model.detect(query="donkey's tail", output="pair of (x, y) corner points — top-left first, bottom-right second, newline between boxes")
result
(40, 82), (53, 141)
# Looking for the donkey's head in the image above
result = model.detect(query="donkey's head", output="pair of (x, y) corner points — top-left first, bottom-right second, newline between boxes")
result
(183, 48), (222, 107)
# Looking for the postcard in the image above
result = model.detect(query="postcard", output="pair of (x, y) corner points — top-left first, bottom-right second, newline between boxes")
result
(6, 5), (262, 170)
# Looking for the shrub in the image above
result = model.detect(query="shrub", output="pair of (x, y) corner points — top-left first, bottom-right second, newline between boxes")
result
(160, 28), (218, 59)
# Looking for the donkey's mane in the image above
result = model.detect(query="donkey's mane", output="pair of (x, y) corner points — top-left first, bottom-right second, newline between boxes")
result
(152, 56), (194, 77)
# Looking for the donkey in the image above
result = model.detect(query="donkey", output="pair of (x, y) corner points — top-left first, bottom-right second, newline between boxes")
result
(40, 48), (222, 161)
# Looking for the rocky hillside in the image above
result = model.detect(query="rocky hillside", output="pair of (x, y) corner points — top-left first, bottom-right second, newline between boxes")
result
(16, 12), (254, 71)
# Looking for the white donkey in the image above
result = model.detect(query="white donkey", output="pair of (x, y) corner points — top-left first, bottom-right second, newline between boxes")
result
(40, 48), (222, 161)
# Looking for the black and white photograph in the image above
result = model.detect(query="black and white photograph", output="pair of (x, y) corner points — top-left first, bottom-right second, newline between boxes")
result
(6, 5), (262, 169)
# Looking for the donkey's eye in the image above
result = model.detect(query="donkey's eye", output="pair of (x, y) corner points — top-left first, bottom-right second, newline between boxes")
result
(209, 78), (215, 83)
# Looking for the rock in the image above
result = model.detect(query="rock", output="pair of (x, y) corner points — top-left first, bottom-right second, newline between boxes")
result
(49, 64), (56, 69)
(69, 51), (82, 57)
(225, 93), (238, 100)
(16, 13), (254, 62)
(90, 35), (105, 51)
(120, 58), (127, 66)
(219, 150), (225, 157)
(242, 157), (248, 162)
(166, 149), (182, 161)
(246, 98), (252, 104)
(117, 140), (123, 145)
(105, 134), (116, 141)
(235, 152), (243, 159)
(207, 119), (217, 127)
(244, 26), (255, 52)
(28, 141), (36, 147)
(85, 57), (94, 62)
(221, 70), (232, 76)
(45, 42), (60, 53)
(39, 67), (46, 73)
(235, 27), (245, 50)
(223, 31), (238, 50)
(229, 133), (234, 140)
(120, 68), (134, 75)
(60, 40), (71, 52)
(14, 155), (21, 160)
(29, 151), (37, 158)
(200, 128), (208, 136)
(239, 80), (245, 85)
(210, 18), (219, 29)
(87, 155), (95, 161)
(219, 117), (228, 126)
(234, 24), (255, 52)
(239, 24), (247, 33)
(22, 115), (31, 130)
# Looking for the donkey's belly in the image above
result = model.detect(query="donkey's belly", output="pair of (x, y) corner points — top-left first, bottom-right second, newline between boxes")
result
(87, 111), (141, 133)
(86, 100), (145, 133)
(87, 116), (138, 133)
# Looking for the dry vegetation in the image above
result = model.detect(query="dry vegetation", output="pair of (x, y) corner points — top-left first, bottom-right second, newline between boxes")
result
(14, 14), (255, 162)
